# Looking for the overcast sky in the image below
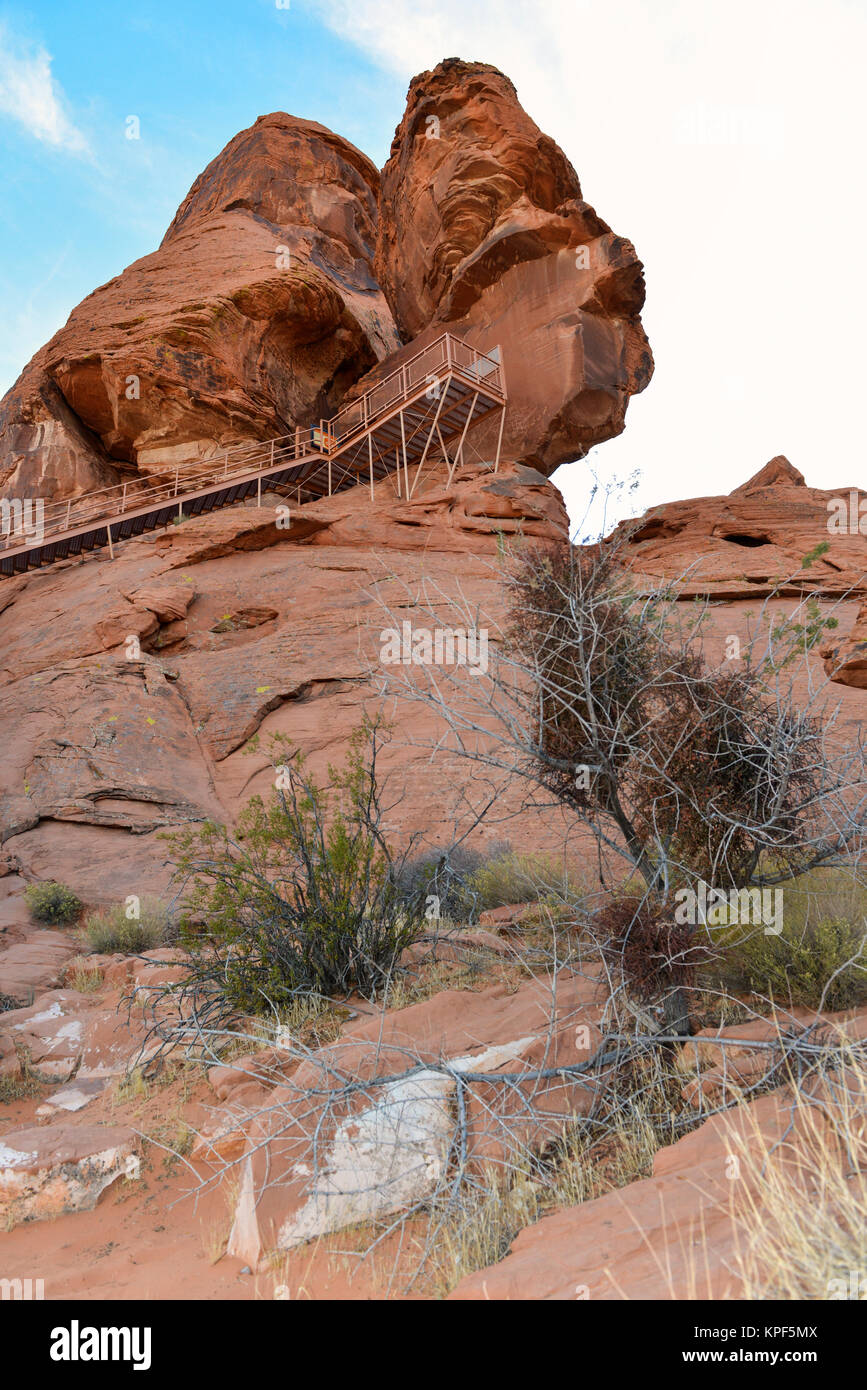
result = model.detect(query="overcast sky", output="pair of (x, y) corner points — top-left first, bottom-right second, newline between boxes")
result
(1, 0), (864, 531)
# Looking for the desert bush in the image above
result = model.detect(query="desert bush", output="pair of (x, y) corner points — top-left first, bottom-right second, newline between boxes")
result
(81, 897), (174, 955)
(469, 849), (582, 910)
(24, 880), (82, 925)
(506, 543), (849, 889)
(167, 719), (426, 1013)
(707, 914), (867, 1012)
(767, 865), (867, 940)
(377, 534), (864, 1034)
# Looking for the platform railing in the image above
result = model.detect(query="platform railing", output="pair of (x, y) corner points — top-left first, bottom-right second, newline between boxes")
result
(323, 334), (503, 448)
(0, 333), (504, 556)
(0, 430), (317, 553)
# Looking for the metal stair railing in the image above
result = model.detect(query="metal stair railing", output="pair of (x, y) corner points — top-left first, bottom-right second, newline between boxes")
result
(0, 333), (505, 563)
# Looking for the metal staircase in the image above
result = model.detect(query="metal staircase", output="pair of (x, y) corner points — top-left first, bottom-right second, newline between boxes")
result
(0, 333), (506, 577)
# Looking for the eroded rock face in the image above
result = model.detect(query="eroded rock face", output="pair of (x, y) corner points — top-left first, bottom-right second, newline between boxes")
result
(1, 61), (652, 500)
(822, 598), (867, 689)
(611, 457), (867, 601)
(0, 458), (569, 899)
(0, 114), (400, 500)
(373, 58), (653, 470)
(608, 457), (867, 695)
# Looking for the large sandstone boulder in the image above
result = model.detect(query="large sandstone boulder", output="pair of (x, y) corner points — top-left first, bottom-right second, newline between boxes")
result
(0, 930), (78, 1006)
(1, 63), (652, 503)
(220, 972), (604, 1267)
(0, 114), (400, 501)
(372, 58), (653, 471)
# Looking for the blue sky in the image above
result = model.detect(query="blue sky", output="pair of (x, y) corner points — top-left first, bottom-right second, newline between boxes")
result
(1, 0), (865, 528)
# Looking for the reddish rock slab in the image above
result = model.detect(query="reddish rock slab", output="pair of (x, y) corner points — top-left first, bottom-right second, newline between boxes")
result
(36, 1075), (109, 1115)
(448, 1076), (855, 1300)
(0, 1125), (140, 1227)
(0, 973), (175, 1083)
(0, 930), (78, 1005)
(822, 598), (867, 689)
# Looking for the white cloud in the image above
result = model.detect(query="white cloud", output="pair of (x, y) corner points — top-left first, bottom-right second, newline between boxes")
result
(0, 26), (88, 154)
(310, 0), (867, 526)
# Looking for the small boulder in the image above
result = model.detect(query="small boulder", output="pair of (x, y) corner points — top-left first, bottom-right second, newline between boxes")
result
(0, 1124), (139, 1227)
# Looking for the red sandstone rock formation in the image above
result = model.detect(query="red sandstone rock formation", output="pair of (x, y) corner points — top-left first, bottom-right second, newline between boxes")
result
(822, 598), (867, 688)
(0, 61), (652, 504)
(0, 458), (568, 899)
(3, 63), (866, 1312)
(609, 456), (867, 690)
(372, 58), (653, 471)
(611, 455), (867, 602)
(0, 115), (400, 502)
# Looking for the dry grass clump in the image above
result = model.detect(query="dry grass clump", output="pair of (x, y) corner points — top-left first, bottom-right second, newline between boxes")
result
(732, 1049), (867, 1299)
(81, 896), (174, 955)
(66, 955), (104, 992)
(0, 1069), (43, 1103)
(274, 994), (353, 1051)
(425, 1049), (695, 1295)
(469, 850), (585, 911)
(382, 948), (524, 1013)
(426, 1172), (545, 1295)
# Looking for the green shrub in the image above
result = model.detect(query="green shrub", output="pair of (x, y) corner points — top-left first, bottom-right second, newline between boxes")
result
(708, 914), (867, 1012)
(24, 880), (82, 926)
(167, 719), (426, 1014)
(469, 851), (583, 911)
(81, 897), (172, 955)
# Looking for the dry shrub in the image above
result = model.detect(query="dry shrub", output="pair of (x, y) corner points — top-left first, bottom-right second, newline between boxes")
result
(596, 893), (710, 1033)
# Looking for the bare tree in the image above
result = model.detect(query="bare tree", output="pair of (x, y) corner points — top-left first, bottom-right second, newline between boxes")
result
(372, 529), (867, 1034)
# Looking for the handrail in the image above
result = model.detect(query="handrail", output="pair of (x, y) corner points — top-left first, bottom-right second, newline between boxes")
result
(0, 333), (504, 557)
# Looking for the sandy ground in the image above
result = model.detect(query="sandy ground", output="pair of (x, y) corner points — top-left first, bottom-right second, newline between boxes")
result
(0, 1071), (403, 1301)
